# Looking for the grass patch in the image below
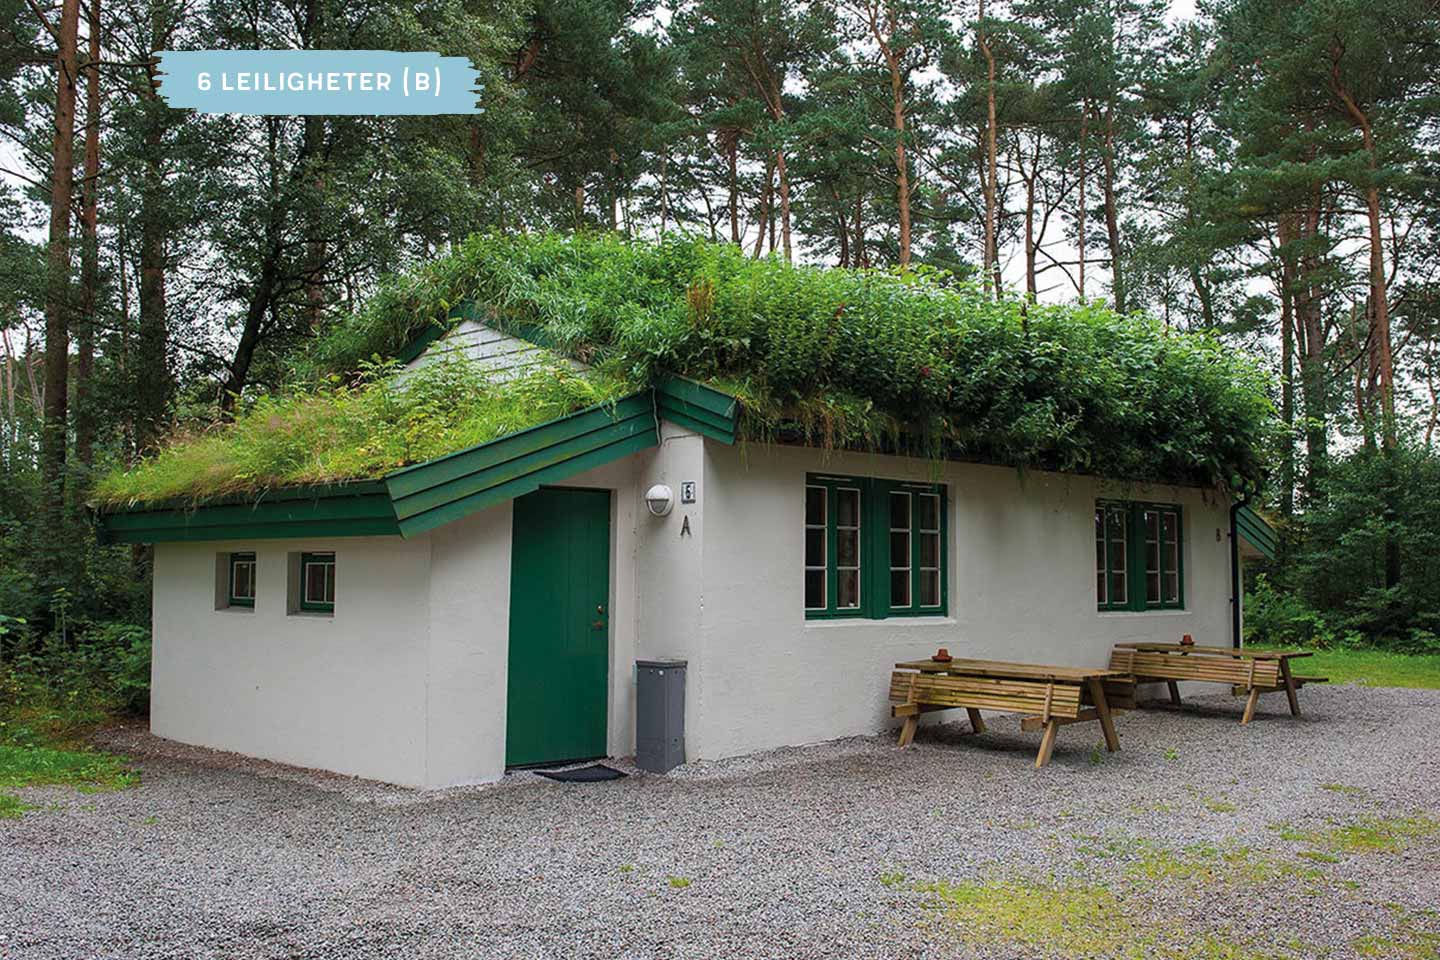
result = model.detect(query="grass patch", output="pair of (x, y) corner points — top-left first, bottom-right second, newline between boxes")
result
(1320, 783), (1366, 796)
(0, 744), (138, 792)
(1270, 648), (1440, 689)
(0, 793), (36, 819)
(919, 876), (1293, 959)
(1353, 907), (1440, 959)
(1204, 798), (1238, 814)
(1273, 816), (1440, 855)
(666, 876), (691, 889)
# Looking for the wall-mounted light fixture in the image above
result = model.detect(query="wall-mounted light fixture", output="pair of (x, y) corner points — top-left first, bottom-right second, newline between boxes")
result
(644, 483), (674, 517)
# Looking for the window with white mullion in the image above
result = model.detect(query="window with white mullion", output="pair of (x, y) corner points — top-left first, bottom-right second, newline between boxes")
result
(229, 552), (256, 607)
(1095, 509), (1108, 605)
(888, 491), (912, 608)
(835, 487), (862, 610)
(804, 485), (827, 611)
(918, 493), (941, 608)
(1144, 509), (1163, 605)
(1161, 510), (1180, 604)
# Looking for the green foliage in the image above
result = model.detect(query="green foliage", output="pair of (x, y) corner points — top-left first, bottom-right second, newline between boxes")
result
(1, 620), (153, 747)
(292, 232), (1275, 491)
(1248, 446), (1440, 652)
(97, 355), (634, 505)
(0, 744), (138, 791)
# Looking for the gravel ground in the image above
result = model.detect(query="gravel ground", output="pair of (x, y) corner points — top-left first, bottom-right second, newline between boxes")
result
(3, 684), (1438, 960)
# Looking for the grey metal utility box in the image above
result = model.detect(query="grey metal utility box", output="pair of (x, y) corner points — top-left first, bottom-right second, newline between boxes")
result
(636, 659), (687, 773)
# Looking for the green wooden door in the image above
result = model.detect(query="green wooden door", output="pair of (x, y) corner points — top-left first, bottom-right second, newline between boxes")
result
(506, 486), (611, 767)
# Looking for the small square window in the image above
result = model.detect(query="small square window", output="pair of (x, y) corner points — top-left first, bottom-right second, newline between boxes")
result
(229, 552), (256, 608)
(299, 552), (336, 613)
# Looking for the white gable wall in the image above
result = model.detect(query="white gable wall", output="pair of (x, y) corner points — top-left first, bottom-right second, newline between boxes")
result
(150, 535), (433, 784)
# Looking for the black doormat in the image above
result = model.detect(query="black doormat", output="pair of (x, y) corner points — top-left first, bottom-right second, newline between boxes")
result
(535, 763), (627, 782)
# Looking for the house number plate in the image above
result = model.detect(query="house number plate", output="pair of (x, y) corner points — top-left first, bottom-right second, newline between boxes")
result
(681, 481), (696, 504)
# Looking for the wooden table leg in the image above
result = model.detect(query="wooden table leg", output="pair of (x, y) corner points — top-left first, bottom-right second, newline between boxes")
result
(1087, 678), (1121, 753)
(1035, 719), (1060, 768)
(1167, 680), (1182, 706)
(1240, 686), (1261, 725)
(1278, 658), (1302, 717)
(898, 714), (918, 748)
(966, 708), (986, 735)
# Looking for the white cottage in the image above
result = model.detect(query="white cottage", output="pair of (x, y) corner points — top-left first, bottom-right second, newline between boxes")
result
(99, 316), (1277, 788)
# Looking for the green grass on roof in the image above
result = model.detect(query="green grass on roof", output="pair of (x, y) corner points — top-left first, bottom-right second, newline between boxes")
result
(300, 231), (1276, 490)
(96, 357), (633, 506)
(102, 231), (1278, 505)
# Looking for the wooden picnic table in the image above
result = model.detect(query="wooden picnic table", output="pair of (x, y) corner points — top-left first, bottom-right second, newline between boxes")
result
(1109, 642), (1326, 724)
(890, 657), (1132, 768)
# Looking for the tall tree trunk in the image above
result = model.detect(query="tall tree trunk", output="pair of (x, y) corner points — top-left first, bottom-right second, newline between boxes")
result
(75, 0), (101, 471)
(220, 252), (278, 413)
(303, 116), (326, 334)
(1276, 216), (1296, 520)
(41, 0), (83, 530)
(726, 133), (740, 245)
(775, 149), (792, 263)
(751, 159), (774, 258)
(1098, 103), (1124, 312)
(1329, 42), (1397, 587)
(1296, 196), (1327, 505)
(854, 191), (867, 268)
(978, 0), (997, 292)
(1077, 101), (1088, 299)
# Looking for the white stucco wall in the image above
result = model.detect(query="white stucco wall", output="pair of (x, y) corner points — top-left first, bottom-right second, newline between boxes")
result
(150, 536), (433, 785)
(688, 442), (1237, 760)
(150, 430), (1240, 783)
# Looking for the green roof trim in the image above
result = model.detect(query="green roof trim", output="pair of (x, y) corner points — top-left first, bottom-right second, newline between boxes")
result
(96, 481), (400, 544)
(386, 391), (658, 537)
(655, 376), (739, 444)
(1235, 504), (1278, 560)
(95, 393), (663, 544)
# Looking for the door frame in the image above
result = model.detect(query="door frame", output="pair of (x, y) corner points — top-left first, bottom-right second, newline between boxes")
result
(505, 484), (615, 768)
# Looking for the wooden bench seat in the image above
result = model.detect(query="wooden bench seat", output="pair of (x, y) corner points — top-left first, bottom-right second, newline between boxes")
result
(889, 660), (1125, 767)
(1109, 643), (1320, 724)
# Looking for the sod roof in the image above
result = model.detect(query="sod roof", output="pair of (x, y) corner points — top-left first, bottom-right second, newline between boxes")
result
(96, 232), (1276, 512)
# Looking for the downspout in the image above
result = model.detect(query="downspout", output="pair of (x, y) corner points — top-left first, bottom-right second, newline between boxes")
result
(1229, 498), (1247, 649)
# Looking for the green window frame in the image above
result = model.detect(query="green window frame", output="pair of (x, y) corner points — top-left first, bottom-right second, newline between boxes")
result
(228, 552), (256, 608)
(1096, 501), (1184, 612)
(299, 551), (336, 613)
(805, 474), (947, 620)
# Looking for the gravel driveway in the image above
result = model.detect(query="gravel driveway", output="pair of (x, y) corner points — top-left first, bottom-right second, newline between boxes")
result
(3, 684), (1438, 960)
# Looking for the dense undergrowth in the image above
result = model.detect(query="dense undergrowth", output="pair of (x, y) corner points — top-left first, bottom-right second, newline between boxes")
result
(101, 232), (1276, 504)
(0, 618), (147, 816)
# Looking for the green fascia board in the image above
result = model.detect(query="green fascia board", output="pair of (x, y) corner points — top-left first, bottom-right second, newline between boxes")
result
(392, 426), (658, 538)
(655, 376), (739, 444)
(656, 376), (738, 418)
(97, 485), (400, 544)
(1235, 504), (1278, 559)
(385, 391), (660, 536)
(388, 407), (656, 522)
(101, 517), (401, 544)
(387, 393), (654, 501)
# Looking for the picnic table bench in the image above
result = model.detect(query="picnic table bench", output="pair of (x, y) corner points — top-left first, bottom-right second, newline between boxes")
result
(890, 657), (1134, 768)
(1108, 642), (1328, 725)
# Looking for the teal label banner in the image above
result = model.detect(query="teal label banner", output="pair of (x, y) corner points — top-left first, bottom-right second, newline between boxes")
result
(155, 50), (482, 115)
